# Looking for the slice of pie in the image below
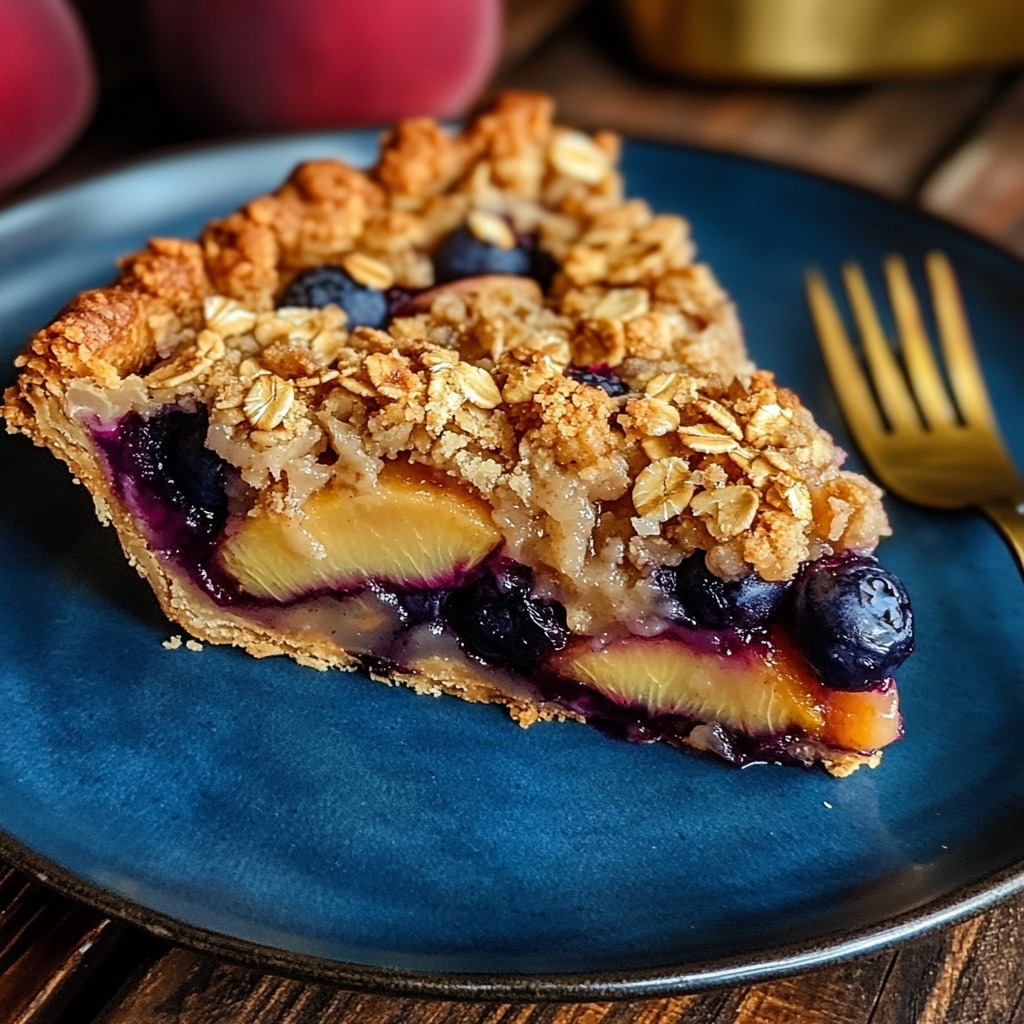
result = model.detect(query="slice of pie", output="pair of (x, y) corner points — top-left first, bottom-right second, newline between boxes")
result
(2, 93), (913, 776)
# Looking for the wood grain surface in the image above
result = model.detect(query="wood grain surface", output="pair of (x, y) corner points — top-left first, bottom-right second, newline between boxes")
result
(4, 1), (1024, 1021)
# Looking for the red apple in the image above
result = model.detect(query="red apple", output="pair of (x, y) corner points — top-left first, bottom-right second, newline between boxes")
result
(144, 0), (503, 131)
(0, 0), (96, 192)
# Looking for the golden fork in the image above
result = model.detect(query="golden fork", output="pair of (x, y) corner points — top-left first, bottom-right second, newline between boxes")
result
(805, 251), (1024, 571)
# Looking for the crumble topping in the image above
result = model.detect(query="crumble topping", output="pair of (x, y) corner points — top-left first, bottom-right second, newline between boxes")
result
(162, 634), (204, 652)
(4, 91), (889, 638)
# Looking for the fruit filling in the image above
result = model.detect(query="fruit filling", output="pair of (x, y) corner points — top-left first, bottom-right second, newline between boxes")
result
(90, 398), (911, 772)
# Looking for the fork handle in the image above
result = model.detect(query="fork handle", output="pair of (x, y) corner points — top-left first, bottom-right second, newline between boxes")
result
(980, 498), (1024, 577)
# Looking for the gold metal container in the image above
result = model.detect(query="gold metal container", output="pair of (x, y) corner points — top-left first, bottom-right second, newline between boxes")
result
(620, 0), (1024, 83)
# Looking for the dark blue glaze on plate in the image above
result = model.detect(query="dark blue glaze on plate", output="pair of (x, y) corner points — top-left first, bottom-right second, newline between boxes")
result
(2, 134), (1024, 1000)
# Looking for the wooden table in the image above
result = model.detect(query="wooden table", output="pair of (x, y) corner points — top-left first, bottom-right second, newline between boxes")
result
(4, 3), (1024, 1021)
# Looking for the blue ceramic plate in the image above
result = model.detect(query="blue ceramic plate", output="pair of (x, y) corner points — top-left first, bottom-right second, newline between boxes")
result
(2, 135), (1024, 1001)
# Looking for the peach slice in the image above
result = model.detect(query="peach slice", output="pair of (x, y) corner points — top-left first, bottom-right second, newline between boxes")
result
(217, 461), (501, 601)
(822, 685), (902, 752)
(549, 635), (827, 737)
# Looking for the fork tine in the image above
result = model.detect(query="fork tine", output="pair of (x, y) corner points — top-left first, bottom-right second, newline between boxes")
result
(883, 255), (958, 427)
(925, 251), (1001, 431)
(841, 262), (921, 431)
(804, 269), (887, 440)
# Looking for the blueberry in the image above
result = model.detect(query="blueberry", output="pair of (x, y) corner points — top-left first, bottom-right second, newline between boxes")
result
(119, 407), (229, 538)
(792, 554), (914, 690)
(396, 588), (449, 628)
(565, 365), (630, 397)
(164, 410), (229, 523)
(432, 224), (532, 284)
(119, 412), (167, 485)
(279, 264), (389, 329)
(368, 584), (449, 628)
(658, 551), (790, 632)
(444, 563), (569, 667)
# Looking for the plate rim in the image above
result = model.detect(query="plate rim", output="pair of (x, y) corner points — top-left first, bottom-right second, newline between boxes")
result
(3, 130), (1024, 1000)
(2, 827), (1022, 1000)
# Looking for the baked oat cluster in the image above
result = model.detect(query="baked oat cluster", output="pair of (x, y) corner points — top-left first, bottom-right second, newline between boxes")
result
(3, 93), (912, 774)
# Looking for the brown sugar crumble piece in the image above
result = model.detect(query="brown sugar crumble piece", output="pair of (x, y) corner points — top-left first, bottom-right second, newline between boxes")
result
(2, 92), (913, 777)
